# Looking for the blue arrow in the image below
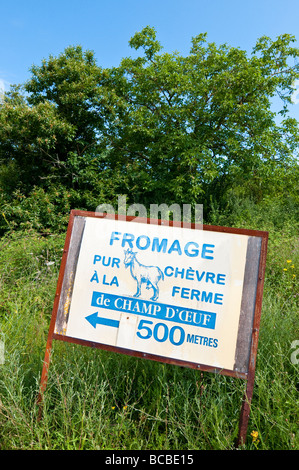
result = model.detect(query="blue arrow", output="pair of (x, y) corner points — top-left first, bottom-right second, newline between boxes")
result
(85, 312), (119, 329)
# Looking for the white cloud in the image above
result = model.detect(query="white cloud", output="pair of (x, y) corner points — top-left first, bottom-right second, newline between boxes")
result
(291, 79), (299, 105)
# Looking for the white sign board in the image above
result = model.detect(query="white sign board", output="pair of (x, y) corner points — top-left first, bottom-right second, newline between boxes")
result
(55, 215), (250, 372)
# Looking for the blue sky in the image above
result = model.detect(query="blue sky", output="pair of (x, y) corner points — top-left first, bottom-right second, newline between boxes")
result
(1, 0), (299, 116)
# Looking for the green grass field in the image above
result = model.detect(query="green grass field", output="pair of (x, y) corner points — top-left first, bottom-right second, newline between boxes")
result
(0, 224), (298, 450)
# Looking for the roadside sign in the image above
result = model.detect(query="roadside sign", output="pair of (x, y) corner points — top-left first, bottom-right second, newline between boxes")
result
(38, 210), (268, 445)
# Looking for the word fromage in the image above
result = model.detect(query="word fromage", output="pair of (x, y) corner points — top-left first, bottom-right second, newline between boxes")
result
(109, 231), (215, 259)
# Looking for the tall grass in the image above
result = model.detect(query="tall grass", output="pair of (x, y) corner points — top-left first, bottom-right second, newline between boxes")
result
(0, 222), (298, 450)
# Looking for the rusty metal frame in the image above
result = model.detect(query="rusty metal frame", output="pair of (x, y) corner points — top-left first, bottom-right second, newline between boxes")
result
(38, 210), (268, 446)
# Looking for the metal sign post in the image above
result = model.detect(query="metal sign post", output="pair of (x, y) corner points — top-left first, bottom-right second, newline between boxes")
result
(38, 210), (268, 446)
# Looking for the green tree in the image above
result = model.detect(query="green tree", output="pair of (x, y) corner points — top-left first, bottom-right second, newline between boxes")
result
(0, 46), (112, 193)
(0, 28), (298, 232)
(102, 27), (299, 209)
(0, 84), (75, 191)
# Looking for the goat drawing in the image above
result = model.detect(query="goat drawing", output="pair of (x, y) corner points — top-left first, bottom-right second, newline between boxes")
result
(123, 249), (164, 301)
